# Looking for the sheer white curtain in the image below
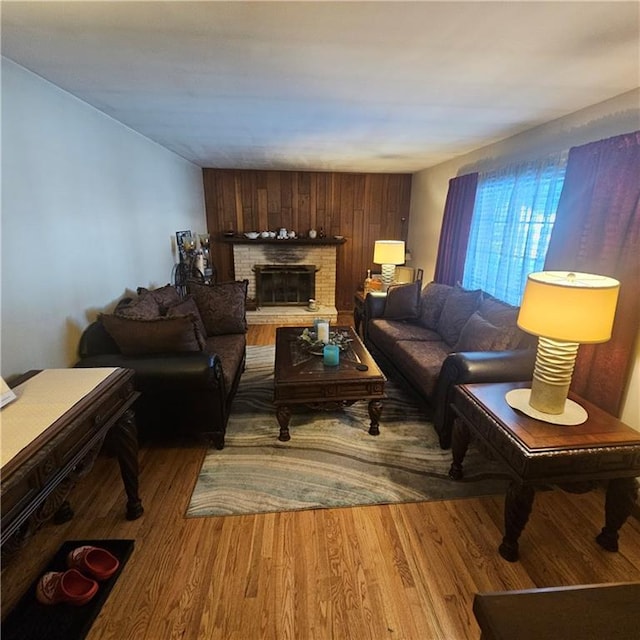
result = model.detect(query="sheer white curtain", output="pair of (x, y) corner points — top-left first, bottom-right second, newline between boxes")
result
(462, 152), (568, 305)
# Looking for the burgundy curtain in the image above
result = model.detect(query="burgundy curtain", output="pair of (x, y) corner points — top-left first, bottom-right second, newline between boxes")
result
(433, 173), (478, 285)
(544, 131), (640, 416)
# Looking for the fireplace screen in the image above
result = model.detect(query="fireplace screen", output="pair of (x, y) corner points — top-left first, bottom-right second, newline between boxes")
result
(254, 265), (317, 307)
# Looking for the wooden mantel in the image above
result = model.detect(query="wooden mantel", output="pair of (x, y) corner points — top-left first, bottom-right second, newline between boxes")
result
(221, 236), (346, 246)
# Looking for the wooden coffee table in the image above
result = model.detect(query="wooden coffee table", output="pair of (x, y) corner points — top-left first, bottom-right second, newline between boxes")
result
(273, 326), (386, 441)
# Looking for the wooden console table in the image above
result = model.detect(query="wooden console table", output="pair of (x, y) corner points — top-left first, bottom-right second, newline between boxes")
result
(1, 368), (143, 558)
(450, 381), (640, 562)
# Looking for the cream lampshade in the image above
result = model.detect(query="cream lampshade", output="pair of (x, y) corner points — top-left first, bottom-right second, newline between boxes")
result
(373, 240), (405, 291)
(506, 271), (620, 425)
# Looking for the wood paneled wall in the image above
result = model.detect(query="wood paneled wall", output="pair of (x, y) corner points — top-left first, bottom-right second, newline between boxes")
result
(202, 169), (412, 312)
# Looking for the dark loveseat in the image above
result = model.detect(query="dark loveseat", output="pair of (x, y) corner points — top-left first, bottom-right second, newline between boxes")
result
(363, 281), (536, 448)
(76, 281), (248, 449)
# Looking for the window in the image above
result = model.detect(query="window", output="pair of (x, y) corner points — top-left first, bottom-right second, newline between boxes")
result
(462, 153), (567, 305)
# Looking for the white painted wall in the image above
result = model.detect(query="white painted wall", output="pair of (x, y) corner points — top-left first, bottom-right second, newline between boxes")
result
(1, 59), (206, 379)
(407, 89), (640, 428)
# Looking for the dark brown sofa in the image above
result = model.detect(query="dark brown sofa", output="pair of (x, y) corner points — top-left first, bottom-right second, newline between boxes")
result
(76, 281), (248, 449)
(363, 281), (536, 448)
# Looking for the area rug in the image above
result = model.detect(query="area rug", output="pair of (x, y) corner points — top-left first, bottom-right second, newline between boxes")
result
(1, 539), (134, 640)
(187, 345), (510, 517)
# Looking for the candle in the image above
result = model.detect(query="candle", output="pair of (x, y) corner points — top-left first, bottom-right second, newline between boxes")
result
(323, 344), (340, 366)
(317, 320), (330, 344)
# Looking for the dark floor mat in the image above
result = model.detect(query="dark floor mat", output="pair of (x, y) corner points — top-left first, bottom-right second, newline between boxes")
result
(2, 539), (134, 640)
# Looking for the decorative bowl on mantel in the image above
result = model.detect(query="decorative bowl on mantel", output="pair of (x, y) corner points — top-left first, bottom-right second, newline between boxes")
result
(244, 232), (260, 239)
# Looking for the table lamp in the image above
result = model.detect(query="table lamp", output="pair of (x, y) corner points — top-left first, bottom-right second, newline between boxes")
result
(506, 271), (620, 425)
(373, 240), (405, 291)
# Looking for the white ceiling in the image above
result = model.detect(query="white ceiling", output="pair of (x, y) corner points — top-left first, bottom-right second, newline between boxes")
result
(2, 1), (639, 173)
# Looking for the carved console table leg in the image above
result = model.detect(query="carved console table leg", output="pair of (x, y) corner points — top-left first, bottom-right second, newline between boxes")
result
(107, 408), (144, 520)
(499, 482), (535, 562)
(448, 418), (471, 480)
(277, 405), (292, 441)
(368, 399), (382, 435)
(596, 477), (639, 552)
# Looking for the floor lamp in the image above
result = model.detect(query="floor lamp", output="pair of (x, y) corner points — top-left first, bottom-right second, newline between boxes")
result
(373, 240), (405, 292)
(506, 271), (620, 425)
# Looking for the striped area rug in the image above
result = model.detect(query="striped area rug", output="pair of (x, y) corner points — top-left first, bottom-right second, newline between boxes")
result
(186, 345), (510, 517)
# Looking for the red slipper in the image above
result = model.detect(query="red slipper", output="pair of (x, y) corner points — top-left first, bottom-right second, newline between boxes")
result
(67, 545), (120, 581)
(36, 569), (98, 606)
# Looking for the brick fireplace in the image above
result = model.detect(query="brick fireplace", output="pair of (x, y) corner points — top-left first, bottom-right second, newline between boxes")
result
(233, 243), (339, 325)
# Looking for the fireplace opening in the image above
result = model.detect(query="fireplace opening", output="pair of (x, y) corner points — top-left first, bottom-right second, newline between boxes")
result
(254, 264), (317, 307)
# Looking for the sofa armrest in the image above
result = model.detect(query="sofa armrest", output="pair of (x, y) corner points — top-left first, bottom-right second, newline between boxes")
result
(432, 349), (536, 448)
(75, 352), (223, 393)
(78, 320), (120, 357)
(363, 292), (387, 319)
(362, 292), (388, 341)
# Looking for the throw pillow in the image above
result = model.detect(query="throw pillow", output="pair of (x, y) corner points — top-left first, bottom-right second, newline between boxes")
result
(189, 280), (248, 336)
(417, 282), (453, 330)
(383, 281), (421, 320)
(477, 293), (520, 328)
(101, 314), (204, 356)
(166, 295), (207, 342)
(137, 284), (181, 312)
(437, 284), (482, 345)
(453, 312), (506, 352)
(477, 293), (530, 349)
(115, 292), (162, 320)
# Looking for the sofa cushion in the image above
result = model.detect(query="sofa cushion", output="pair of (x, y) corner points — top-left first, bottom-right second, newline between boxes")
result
(477, 294), (520, 328)
(418, 282), (453, 330)
(395, 339), (452, 398)
(452, 312), (510, 352)
(166, 295), (207, 341)
(437, 285), (482, 346)
(101, 314), (205, 356)
(115, 292), (162, 319)
(478, 294), (536, 349)
(368, 319), (442, 354)
(189, 280), (249, 336)
(137, 284), (181, 311)
(383, 281), (421, 320)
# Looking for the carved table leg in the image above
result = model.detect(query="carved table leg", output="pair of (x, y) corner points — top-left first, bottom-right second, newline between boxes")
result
(276, 405), (292, 441)
(107, 408), (144, 520)
(448, 418), (470, 480)
(499, 481), (535, 562)
(368, 399), (382, 435)
(596, 477), (639, 552)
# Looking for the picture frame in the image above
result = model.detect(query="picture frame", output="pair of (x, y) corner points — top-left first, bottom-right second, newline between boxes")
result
(394, 266), (415, 284)
(175, 230), (192, 263)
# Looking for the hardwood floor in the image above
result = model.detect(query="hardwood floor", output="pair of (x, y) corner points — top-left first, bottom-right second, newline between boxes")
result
(3, 318), (640, 639)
